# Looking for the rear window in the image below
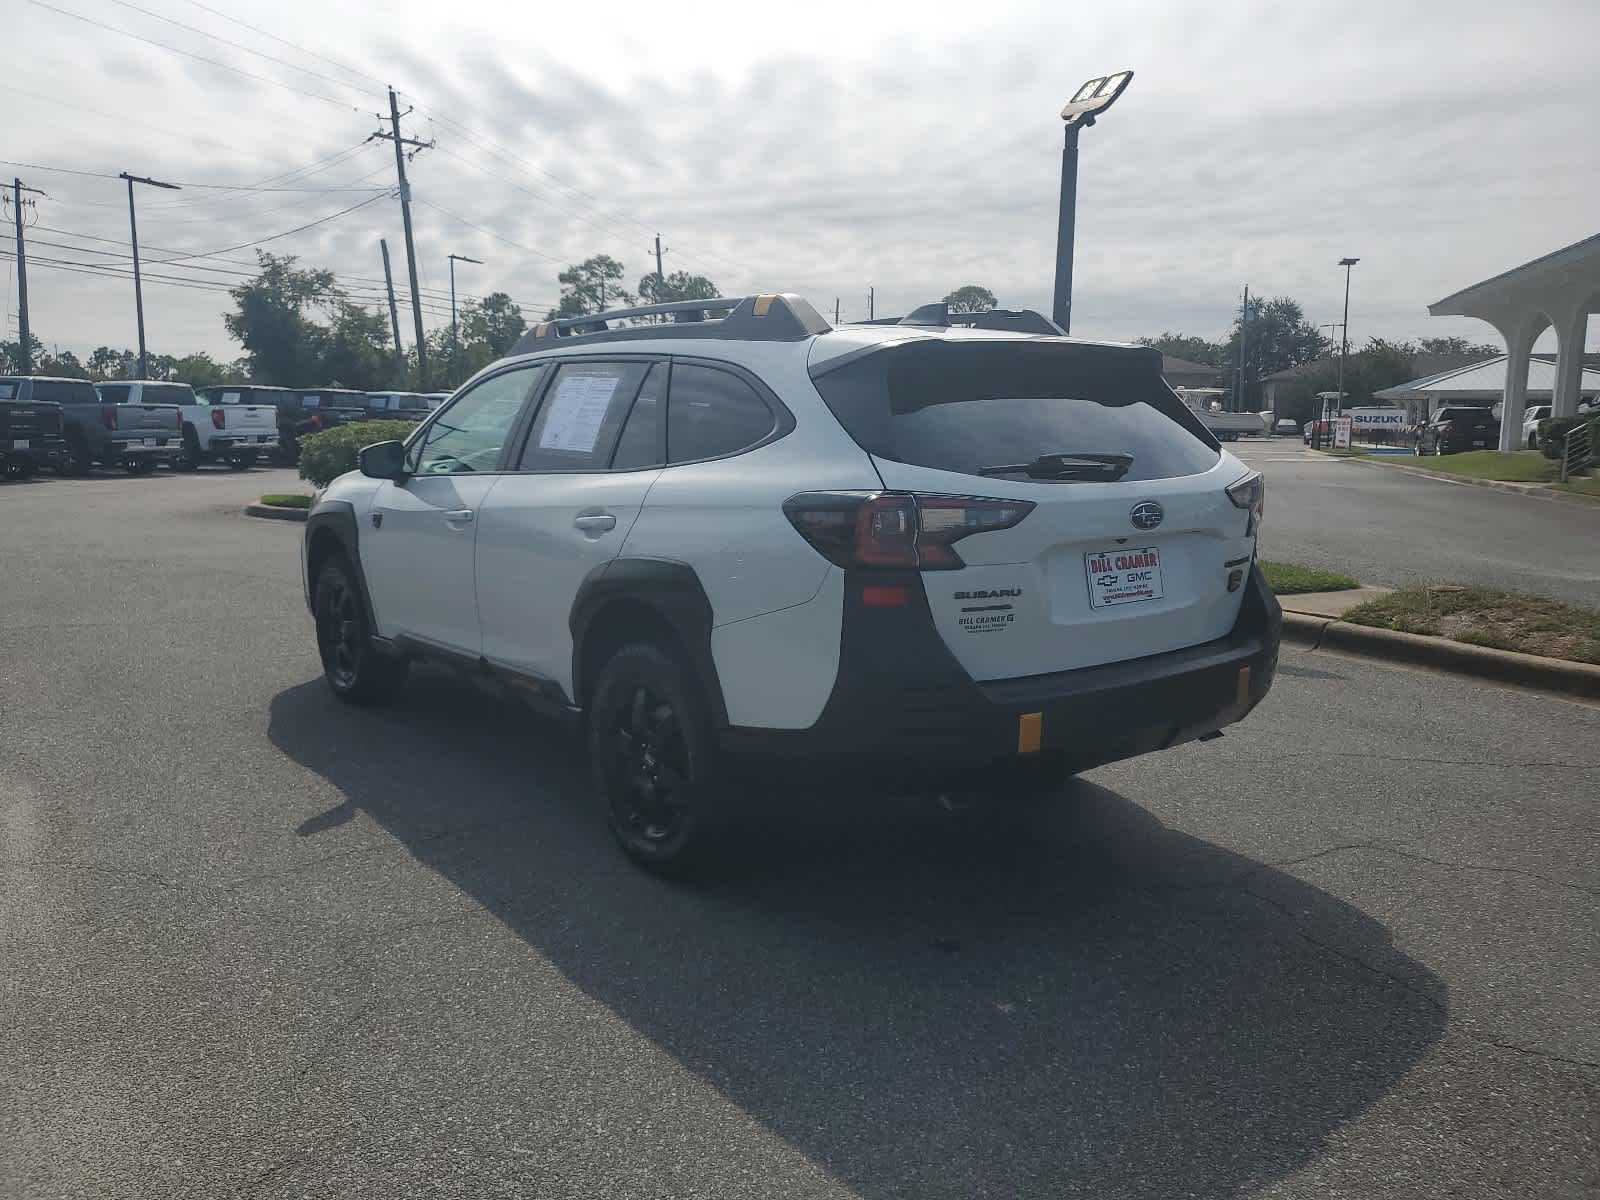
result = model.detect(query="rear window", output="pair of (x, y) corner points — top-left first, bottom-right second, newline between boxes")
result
(137, 384), (196, 405)
(30, 380), (100, 405)
(811, 341), (1220, 483)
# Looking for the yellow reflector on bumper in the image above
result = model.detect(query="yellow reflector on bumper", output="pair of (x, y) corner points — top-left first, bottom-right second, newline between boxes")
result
(1018, 711), (1042, 755)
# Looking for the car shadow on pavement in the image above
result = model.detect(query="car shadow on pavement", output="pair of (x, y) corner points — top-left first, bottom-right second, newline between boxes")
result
(268, 670), (1445, 1198)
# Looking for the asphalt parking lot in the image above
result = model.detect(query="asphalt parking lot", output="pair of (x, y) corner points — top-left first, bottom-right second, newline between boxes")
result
(1234, 441), (1600, 605)
(3, 467), (1598, 1199)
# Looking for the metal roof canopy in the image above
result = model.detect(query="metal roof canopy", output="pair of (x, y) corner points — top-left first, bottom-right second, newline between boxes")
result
(1427, 232), (1600, 444)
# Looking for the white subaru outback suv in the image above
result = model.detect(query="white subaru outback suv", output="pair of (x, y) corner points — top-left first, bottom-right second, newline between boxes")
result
(302, 294), (1279, 872)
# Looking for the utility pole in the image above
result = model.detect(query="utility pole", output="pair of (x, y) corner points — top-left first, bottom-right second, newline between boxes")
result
(447, 253), (482, 386)
(654, 234), (666, 287)
(868, 287), (874, 320)
(379, 238), (404, 375)
(1234, 284), (1249, 412)
(1337, 259), (1359, 429)
(9, 177), (43, 373)
(119, 172), (180, 378)
(373, 88), (433, 386)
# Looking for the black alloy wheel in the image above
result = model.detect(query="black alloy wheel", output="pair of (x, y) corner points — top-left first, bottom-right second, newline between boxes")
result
(314, 556), (407, 703)
(589, 643), (728, 874)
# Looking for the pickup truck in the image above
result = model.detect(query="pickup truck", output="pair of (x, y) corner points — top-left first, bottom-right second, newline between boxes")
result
(0, 390), (67, 478)
(100, 381), (280, 469)
(0, 375), (181, 474)
(201, 385), (369, 464)
(364, 391), (442, 420)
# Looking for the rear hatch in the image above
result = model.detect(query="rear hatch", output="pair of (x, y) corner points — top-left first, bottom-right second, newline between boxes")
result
(809, 337), (1258, 682)
(112, 397), (181, 443)
(1441, 408), (1497, 448)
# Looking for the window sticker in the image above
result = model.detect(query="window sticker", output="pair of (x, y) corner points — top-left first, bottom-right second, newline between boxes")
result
(539, 372), (621, 454)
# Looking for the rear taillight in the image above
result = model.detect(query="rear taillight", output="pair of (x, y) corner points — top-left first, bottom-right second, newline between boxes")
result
(211, 408), (226, 430)
(782, 492), (1035, 571)
(1227, 471), (1265, 537)
(310, 412), (323, 429)
(101, 407), (118, 431)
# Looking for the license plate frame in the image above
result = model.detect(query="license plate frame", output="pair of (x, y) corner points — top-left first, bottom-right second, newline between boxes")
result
(142, 437), (158, 448)
(1085, 545), (1165, 609)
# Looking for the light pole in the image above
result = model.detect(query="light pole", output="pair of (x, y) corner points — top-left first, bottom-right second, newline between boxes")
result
(1053, 69), (1133, 334)
(1336, 256), (1359, 419)
(119, 173), (180, 378)
(447, 253), (482, 384)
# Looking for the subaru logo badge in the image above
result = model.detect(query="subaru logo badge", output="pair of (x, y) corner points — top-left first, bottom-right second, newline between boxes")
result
(1130, 501), (1164, 530)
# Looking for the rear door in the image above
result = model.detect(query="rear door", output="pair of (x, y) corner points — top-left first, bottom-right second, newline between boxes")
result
(1444, 408), (1497, 450)
(475, 358), (666, 688)
(810, 337), (1256, 681)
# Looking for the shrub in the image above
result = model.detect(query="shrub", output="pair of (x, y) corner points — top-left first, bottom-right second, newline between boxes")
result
(1535, 415), (1597, 460)
(297, 420), (418, 487)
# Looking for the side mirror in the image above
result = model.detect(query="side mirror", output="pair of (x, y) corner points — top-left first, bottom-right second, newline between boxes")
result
(358, 440), (408, 481)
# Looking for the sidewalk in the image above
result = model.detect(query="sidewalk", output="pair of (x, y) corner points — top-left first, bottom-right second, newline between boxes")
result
(1277, 586), (1391, 618)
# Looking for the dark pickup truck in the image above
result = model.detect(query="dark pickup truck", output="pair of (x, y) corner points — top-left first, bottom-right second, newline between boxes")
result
(200, 385), (370, 464)
(0, 375), (182, 474)
(0, 389), (67, 478)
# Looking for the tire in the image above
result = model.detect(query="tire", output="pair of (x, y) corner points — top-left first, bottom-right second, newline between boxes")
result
(60, 435), (91, 477)
(588, 641), (730, 875)
(173, 429), (200, 471)
(313, 554), (408, 704)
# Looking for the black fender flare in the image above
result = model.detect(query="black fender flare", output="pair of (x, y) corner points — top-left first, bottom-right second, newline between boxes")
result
(569, 557), (727, 726)
(302, 500), (377, 631)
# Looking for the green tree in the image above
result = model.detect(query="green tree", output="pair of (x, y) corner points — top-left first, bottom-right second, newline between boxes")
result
(550, 255), (633, 318)
(0, 334), (45, 374)
(638, 270), (720, 307)
(460, 291), (526, 358)
(1418, 335), (1500, 358)
(1135, 333), (1226, 367)
(942, 285), (997, 314)
(320, 302), (394, 392)
(1225, 295), (1332, 409)
(87, 346), (139, 380)
(169, 352), (241, 389)
(224, 252), (340, 385)
(38, 348), (89, 378)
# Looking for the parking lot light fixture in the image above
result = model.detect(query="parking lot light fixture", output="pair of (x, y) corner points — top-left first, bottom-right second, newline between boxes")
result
(1336, 257), (1360, 437)
(1053, 69), (1134, 334)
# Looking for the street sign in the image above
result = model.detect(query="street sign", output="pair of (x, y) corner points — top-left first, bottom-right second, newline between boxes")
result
(1334, 416), (1353, 449)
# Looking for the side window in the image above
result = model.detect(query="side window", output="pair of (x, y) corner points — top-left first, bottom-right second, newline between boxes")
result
(517, 361), (649, 471)
(99, 384), (130, 403)
(410, 366), (542, 475)
(666, 363), (776, 463)
(609, 363), (665, 470)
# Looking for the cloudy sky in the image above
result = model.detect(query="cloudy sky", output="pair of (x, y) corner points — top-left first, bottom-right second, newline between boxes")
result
(3, 0), (1598, 364)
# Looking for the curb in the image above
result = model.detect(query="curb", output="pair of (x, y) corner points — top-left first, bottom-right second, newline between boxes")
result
(1338, 455), (1586, 502)
(1281, 611), (1600, 700)
(244, 503), (309, 523)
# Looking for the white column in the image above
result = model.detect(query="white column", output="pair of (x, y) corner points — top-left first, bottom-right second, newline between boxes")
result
(1498, 321), (1537, 451)
(1550, 305), (1588, 418)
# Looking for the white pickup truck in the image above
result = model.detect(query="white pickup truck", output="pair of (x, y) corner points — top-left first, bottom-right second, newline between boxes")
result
(99, 381), (279, 469)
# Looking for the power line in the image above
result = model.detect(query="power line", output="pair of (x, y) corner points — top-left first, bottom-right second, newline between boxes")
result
(22, 0), (364, 111)
(103, 0), (372, 103)
(0, 158), (389, 193)
(413, 197), (564, 266)
(149, 192), (391, 263)
(173, 0), (388, 91)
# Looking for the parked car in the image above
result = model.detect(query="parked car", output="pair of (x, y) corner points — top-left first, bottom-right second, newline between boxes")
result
(1415, 405), (1498, 455)
(97, 380), (280, 470)
(0, 386), (67, 478)
(1522, 404), (1553, 449)
(1302, 418), (1333, 445)
(1273, 418), (1299, 436)
(0, 375), (181, 474)
(199, 385), (368, 464)
(302, 294), (1280, 873)
(365, 391), (440, 420)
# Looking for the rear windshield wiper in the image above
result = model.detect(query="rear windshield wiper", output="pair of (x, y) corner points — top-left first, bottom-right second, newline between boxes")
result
(977, 452), (1134, 481)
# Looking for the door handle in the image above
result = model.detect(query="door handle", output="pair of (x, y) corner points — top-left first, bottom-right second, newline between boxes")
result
(573, 512), (617, 533)
(444, 508), (475, 524)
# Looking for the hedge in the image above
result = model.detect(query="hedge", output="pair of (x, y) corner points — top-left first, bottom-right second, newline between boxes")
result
(297, 420), (419, 487)
(1536, 415), (1598, 460)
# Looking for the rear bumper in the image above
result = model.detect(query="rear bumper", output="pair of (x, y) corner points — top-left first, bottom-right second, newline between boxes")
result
(0, 437), (66, 467)
(720, 564), (1280, 774)
(210, 435), (279, 451)
(104, 439), (180, 461)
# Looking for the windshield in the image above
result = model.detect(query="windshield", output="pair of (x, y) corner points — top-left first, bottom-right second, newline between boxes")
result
(811, 340), (1220, 483)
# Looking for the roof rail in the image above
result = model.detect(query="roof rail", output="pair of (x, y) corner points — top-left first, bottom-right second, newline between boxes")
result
(508, 294), (832, 354)
(861, 303), (1065, 336)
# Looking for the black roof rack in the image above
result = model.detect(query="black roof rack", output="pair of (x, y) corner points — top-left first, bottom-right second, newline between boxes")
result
(508, 293), (831, 355)
(866, 303), (1064, 336)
